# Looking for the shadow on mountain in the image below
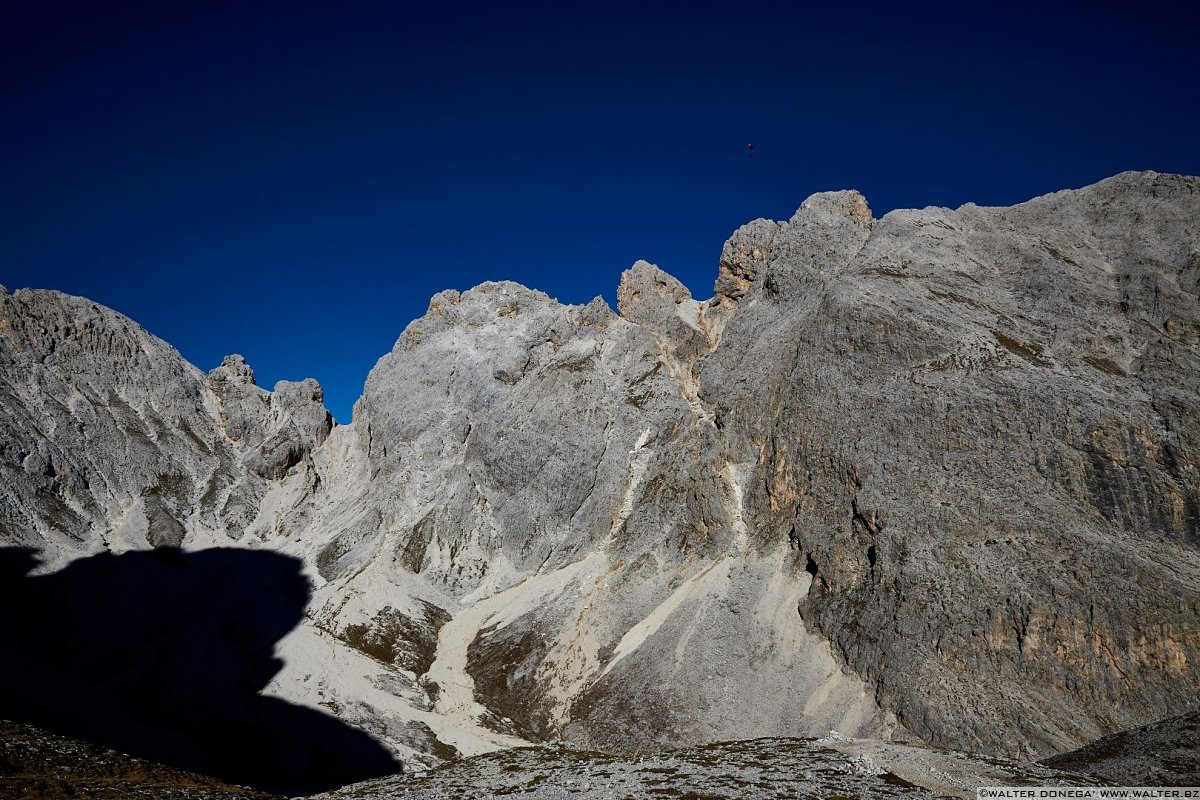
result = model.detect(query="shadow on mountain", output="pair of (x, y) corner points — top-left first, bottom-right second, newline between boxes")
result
(0, 546), (399, 795)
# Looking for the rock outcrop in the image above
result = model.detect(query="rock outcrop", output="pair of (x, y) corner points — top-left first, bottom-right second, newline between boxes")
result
(0, 172), (1196, 774)
(0, 289), (332, 560)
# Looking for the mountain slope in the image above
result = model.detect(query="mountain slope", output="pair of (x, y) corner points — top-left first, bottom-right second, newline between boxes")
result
(1041, 710), (1200, 786)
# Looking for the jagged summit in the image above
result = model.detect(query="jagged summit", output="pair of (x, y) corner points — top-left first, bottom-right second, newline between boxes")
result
(209, 353), (257, 385)
(1, 172), (1197, 781)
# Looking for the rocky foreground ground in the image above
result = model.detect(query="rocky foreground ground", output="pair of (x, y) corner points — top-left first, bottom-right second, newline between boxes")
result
(0, 718), (1096, 800)
(312, 735), (1102, 800)
(4, 712), (1196, 798)
(0, 720), (277, 800)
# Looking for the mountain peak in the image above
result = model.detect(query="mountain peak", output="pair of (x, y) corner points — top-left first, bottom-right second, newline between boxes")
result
(208, 354), (256, 386)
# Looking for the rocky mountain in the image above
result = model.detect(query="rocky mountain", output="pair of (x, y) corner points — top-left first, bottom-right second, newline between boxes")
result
(0, 171), (1197, 787)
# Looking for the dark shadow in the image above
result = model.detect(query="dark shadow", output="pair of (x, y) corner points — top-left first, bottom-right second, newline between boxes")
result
(0, 546), (399, 795)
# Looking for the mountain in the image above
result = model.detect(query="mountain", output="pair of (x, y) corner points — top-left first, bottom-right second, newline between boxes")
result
(0, 171), (1196, 786)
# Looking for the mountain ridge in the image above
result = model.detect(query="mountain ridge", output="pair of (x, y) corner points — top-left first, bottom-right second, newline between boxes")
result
(1, 170), (1197, 780)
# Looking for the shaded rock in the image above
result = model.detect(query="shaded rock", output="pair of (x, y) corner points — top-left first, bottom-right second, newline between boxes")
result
(0, 718), (280, 800)
(1041, 709), (1200, 786)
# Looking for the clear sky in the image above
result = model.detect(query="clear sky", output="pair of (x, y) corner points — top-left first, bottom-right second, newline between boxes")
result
(3, 1), (1197, 423)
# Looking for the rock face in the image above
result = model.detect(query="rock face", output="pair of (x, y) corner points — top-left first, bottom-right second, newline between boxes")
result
(700, 175), (1200, 757)
(0, 292), (330, 558)
(0, 171), (1197, 774)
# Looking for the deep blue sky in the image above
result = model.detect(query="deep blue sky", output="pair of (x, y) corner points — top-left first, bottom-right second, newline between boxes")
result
(3, 1), (1197, 422)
